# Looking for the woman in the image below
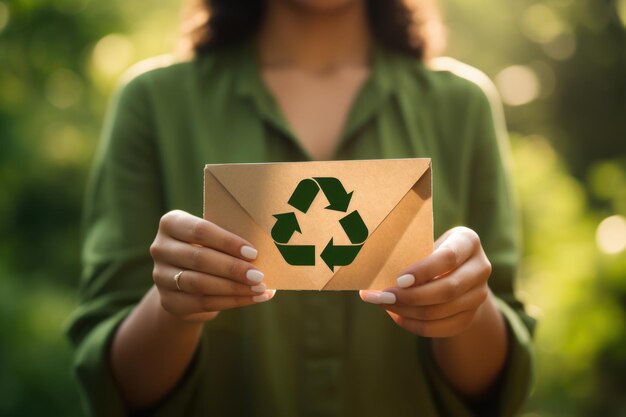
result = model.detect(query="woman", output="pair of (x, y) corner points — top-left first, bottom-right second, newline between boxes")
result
(66, 0), (535, 416)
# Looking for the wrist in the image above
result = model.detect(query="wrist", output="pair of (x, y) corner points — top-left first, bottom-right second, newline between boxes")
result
(471, 291), (501, 331)
(148, 286), (206, 333)
(430, 291), (509, 399)
(433, 291), (503, 346)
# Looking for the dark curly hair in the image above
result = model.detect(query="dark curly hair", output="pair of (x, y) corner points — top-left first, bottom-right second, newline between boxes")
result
(180, 0), (445, 61)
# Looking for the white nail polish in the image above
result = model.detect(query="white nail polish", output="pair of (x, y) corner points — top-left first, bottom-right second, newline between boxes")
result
(240, 245), (258, 260)
(378, 292), (397, 304)
(396, 274), (415, 288)
(363, 291), (381, 304)
(252, 289), (275, 303)
(246, 269), (264, 283)
(251, 283), (266, 293)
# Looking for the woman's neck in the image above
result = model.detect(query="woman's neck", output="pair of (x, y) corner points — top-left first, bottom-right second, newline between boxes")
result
(257, 0), (371, 74)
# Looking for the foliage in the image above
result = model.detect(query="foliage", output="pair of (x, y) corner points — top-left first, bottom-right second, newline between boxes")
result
(1, 0), (625, 416)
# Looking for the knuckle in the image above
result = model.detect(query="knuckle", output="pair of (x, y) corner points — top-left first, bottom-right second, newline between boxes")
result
(220, 232), (239, 255)
(440, 247), (458, 270)
(160, 296), (174, 314)
(160, 210), (178, 227)
(228, 259), (246, 279)
(149, 240), (160, 258)
(158, 213), (170, 229)
(482, 258), (493, 278)
(227, 280), (242, 294)
(477, 286), (489, 303)
(464, 228), (480, 245)
(151, 264), (161, 283)
(191, 220), (208, 242)
(190, 246), (206, 271)
(185, 273), (199, 294)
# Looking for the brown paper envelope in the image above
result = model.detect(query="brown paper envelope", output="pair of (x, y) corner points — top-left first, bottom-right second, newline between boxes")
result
(203, 158), (433, 290)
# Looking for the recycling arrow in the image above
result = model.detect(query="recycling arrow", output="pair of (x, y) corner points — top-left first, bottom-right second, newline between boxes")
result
(339, 210), (368, 244)
(313, 177), (353, 212)
(271, 176), (368, 271)
(275, 244), (315, 266)
(288, 179), (319, 213)
(271, 212), (301, 243)
(320, 238), (363, 271)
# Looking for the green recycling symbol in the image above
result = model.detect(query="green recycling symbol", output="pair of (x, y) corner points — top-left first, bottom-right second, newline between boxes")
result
(271, 177), (368, 271)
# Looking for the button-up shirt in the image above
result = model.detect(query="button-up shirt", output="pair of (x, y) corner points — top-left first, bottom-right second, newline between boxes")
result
(66, 39), (535, 417)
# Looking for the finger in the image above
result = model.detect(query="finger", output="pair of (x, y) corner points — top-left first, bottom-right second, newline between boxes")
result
(380, 285), (489, 321)
(154, 265), (267, 296)
(396, 228), (480, 287)
(201, 290), (277, 311)
(434, 228), (455, 249)
(391, 256), (491, 306)
(386, 309), (476, 338)
(155, 239), (264, 285)
(159, 288), (276, 316)
(158, 290), (215, 316)
(359, 290), (397, 305)
(159, 210), (258, 261)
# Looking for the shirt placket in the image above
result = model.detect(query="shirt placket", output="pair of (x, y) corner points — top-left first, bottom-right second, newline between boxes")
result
(298, 292), (347, 417)
(237, 42), (396, 417)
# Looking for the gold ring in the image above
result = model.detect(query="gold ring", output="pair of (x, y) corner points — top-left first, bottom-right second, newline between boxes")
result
(174, 271), (184, 291)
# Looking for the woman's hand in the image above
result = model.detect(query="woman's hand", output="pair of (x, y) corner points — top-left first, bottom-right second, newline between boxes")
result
(359, 226), (493, 338)
(150, 210), (275, 323)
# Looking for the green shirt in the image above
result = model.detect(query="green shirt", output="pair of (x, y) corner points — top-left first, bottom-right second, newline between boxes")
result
(66, 40), (535, 417)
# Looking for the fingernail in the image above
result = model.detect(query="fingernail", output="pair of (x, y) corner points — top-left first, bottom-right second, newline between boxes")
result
(241, 245), (258, 260)
(362, 291), (381, 304)
(246, 269), (264, 283)
(378, 292), (396, 304)
(396, 274), (415, 288)
(253, 289), (275, 303)
(251, 283), (266, 293)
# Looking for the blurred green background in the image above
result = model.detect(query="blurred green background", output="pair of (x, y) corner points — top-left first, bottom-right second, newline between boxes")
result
(1, 0), (625, 416)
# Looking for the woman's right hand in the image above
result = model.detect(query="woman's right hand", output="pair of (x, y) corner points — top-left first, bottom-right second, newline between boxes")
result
(150, 210), (275, 323)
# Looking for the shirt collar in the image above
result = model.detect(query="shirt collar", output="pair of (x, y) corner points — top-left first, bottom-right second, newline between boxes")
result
(234, 37), (397, 102)
(232, 37), (403, 160)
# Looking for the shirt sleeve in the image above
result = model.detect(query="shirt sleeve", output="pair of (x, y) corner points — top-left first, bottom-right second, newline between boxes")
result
(64, 72), (205, 417)
(417, 75), (536, 417)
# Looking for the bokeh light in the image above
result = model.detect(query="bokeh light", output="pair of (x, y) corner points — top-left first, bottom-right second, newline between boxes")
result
(45, 68), (84, 109)
(0, 1), (9, 33)
(91, 33), (134, 77)
(42, 123), (88, 164)
(588, 162), (626, 201)
(596, 215), (626, 254)
(521, 4), (569, 44)
(495, 65), (541, 106)
(619, 0), (626, 28)
(541, 32), (577, 60)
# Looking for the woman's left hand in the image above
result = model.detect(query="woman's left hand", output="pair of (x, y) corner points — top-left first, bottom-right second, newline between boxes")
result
(359, 226), (493, 338)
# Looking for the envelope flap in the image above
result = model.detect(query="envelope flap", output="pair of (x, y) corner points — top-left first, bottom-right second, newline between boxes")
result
(205, 159), (431, 249)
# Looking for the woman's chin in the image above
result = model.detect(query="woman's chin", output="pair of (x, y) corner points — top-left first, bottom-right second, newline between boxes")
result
(281, 0), (362, 14)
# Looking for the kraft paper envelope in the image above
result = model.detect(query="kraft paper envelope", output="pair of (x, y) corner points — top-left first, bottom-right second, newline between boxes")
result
(203, 158), (433, 290)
